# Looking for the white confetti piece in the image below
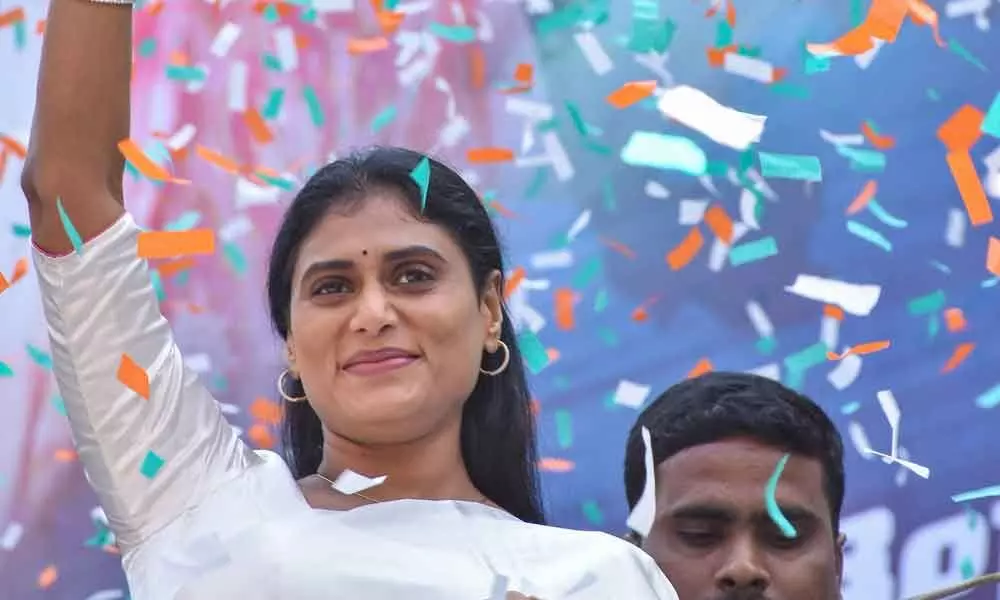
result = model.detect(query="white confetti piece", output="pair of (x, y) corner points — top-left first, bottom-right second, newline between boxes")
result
(85, 590), (125, 600)
(784, 274), (882, 317)
(529, 249), (574, 270)
(236, 177), (281, 208)
(847, 421), (874, 460)
(184, 353), (213, 373)
(644, 181), (669, 199)
(574, 30), (613, 75)
(525, 0), (554, 14)
(708, 222), (748, 272)
(854, 39), (884, 69)
(505, 97), (554, 122)
(945, 208), (967, 247)
(613, 380), (652, 409)
(946, 0), (991, 31)
(722, 53), (776, 83)
(657, 85), (766, 151)
(515, 132), (574, 181)
(310, 0), (355, 11)
(819, 313), (840, 351)
(633, 51), (675, 86)
(698, 175), (721, 197)
(331, 469), (387, 495)
(678, 199), (708, 225)
(626, 427), (656, 537)
(985, 170), (1000, 199)
(210, 22), (241, 58)
(219, 214), (254, 242)
(567, 210), (591, 242)
(273, 27), (299, 71)
(863, 448), (930, 479)
(476, 10), (494, 42)
(166, 123), (197, 152)
(748, 363), (781, 381)
(746, 300), (774, 339)
(1, 522), (23, 550)
(876, 389), (901, 459)
(827, 353), (862, 390)
(227, 61), (248, 112)
(744, 168), (779, 200)
(218, 402), (240, 415)
(739, 188), (760, 229)
(984, 144), (1000, 171)
(819, 129), (866, 146)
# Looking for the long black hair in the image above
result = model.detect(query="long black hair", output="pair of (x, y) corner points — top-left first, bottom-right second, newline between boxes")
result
(266, 146), (546, 524)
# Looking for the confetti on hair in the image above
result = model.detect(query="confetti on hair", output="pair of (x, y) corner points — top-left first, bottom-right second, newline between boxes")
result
(410, 156), (431, 212)
(764, 454), (797, 538)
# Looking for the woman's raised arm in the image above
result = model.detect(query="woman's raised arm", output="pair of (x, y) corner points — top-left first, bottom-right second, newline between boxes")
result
(21, 0), (257, 555)
(21, 0), (130, 247)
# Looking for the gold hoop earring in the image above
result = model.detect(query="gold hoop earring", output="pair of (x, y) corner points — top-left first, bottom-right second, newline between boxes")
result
(480, 340), (510, 376)
(277, 369), (308, 403)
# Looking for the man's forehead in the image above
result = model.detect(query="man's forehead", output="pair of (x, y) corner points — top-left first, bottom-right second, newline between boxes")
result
(653, 437), (829, 516)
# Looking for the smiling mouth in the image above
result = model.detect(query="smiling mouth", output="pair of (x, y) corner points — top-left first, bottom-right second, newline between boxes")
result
(342, 355), (419, 376)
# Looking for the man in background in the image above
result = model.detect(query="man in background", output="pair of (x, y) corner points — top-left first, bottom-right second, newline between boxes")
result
(623, 372), (846, 600)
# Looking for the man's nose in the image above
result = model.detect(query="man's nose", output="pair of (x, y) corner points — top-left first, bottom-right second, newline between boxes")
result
(715, 536), (770, 592)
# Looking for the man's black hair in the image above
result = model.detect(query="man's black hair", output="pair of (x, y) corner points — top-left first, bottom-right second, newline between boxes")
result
(623, 371), (845, 533)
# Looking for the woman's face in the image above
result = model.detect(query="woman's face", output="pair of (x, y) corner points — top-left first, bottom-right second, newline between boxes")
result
(287, 189), (503, 444)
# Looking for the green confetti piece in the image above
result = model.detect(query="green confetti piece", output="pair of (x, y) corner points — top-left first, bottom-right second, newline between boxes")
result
(572, 257), (602, 288)
(262, 2), (280, 22)
(947, 38), (987, 71)
(850, 0), (865, 26)
(139, 450), (165, 479)
(582, 500), (604, 526)
(582, 139), (613, 155)
(262, 53), (283, 72)
(758, 152), (822, 181)
(729, 236), (778, 266)
(837, 146), (886, 172)
(621, 132), (708, 176)
(56, 197), (84, 255)
(770, 83), (810, 99)
(907, 290), (945, 315)
(593, 289), (609, 313)
(0, 362), (13, 377)
(535, 4), (585, 35)
(982, 92), (1000, 139)
(410, 156), (431, 212)
(303, 86), (325, 127)
(928, 315), (940, 339)
(840, 401), (861, 415)
(755, 336), (777, 355)
(151, 269), (167, 302)
(428, 22), (477, 44)
(565, 102), (589, 138)
(953, 485), (1000, 503)
(976, 383), (1000, 409)
(927, 88), (941, 101)
(929, 260), (950, 274)
(846, 220), (892, 252)
(516, 329), (550, 375)
(371, 105), (397, 134)
(765, 454), (798, 538)
(866, 199), (907, 228)
(176, 270), (191, 287)
(165, 65), (207, 83)
(784, 342), (828, 373)
(300, 7), (318, 23)
(555, 409), (573, 448)
(737, 45), (761, 57)
(255, 173), (295, 190)
(960, 556), (975, 580)
(165, 210), (202, 231)
(597, 327), (619, 346)
(12, 223), (30, 237)
(26, 344), (53, 370)
(262, 88), (285, 120)
(51, 395), (67, 417)
(213, 373), (229, 392)
(715, 20), (733, 47)
(138, 38), (157, 58)
(601, 179), (616, 212)
(524, 168), (548, 198)
(13, 20), (26, 50)
(705, 161), (729, 177)
(223, 241), (248, 276)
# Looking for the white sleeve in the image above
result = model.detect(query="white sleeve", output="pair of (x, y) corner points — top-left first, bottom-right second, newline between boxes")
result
(32, 212), (258, 554)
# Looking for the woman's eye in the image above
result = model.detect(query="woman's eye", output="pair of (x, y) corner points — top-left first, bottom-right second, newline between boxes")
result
(313, 279), (351, 295)
(396, 268), (434, 285)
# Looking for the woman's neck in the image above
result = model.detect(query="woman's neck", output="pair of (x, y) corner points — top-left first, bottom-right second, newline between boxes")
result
(315, 422), (480, 502)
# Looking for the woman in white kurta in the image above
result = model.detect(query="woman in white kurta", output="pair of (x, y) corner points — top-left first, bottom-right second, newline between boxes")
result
(22, 1), (679, 598)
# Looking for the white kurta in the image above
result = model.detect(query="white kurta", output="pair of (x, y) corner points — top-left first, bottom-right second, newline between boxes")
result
(34, 213), (679, 600)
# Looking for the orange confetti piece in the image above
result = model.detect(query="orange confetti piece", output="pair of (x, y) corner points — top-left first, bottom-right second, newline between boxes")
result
(118, 139), (189, 184)
(666, 227), (704, 270)
(487, 200), (519, 219)
(138, 229), (216, 259)
(0, 134), (27, 158)
(546, 347), (560, 363)
(470, 46), (486, 90)
(196, 145), (241, 174)
(946, 151), (993, 226)
(703, 205), (734, 244)
(861, 122), (896, 150)
(37, 565), (57, 589)
(11, 257), (28, 283)
(687, 358), (714, 378)
(53, 448), (77, 462)
(937, 105), (984, 152)
(599, 237), (637, 259)
(823, 305), (845, 321)
(554, 288), (575, 330)
(806, 0), (909, 56)
(606, 80), (657, 109)
(846, 180), (878, 215)
(0, 273), (9, 296)
(248, 423), (276, 449)
(989, 237), (1000, 277)
(347, 37), (389, 55)
(117, 353), (151, 399)
(242, 108), (274, 144)
(157, 257), (197, 278)
(826, 340), (891, 360)
(466, 147), (514, 163)
(943, 307), (967, 332)
(942, 342), (975, 372)
(504, 266), (526, 299)
(35, 19), (46, 35)
(707, 45), (738, 67)
(0, 8), (25, 28)
(631, 305), (649, 322)
(513, 63), (533, 85)
(538, 457), (575, 472)
(249, 397), (282, 425)
(376, 10), (405, 35)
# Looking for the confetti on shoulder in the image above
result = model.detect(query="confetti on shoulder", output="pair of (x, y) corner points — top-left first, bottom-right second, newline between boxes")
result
(117, 353), (150, 399)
